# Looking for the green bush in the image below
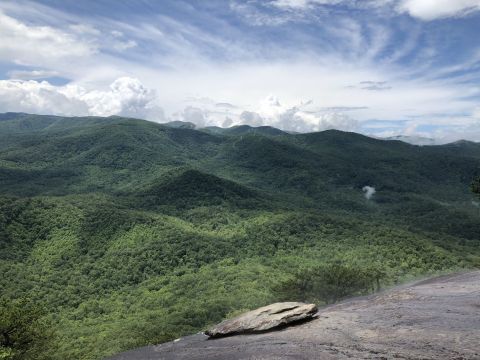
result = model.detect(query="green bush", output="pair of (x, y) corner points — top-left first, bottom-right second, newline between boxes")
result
(274, 262), (386, 304)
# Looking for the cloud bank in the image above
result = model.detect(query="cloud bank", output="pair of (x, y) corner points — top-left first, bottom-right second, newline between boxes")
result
(175, 94), (359, 132)
(0, 77), (164, 120)
(0, 78), (358, 132)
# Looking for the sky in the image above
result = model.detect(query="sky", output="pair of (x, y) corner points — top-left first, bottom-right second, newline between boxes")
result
(0, 0), (480, 142)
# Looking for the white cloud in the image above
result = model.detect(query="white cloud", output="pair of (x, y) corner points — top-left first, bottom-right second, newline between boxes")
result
(429, 114), (480, 143)
(166, 93), (359, 132)
(0, 77), (164, 120)
(230, 2), (293, 26)
(474, 107), (480, 119)
(113, 39), (137, 51)
(109, 29), (138, 51)
(270, 0), (394, 11)
(398, 0), (480, 20)
(0, 80), (88, 116)
(77, 77), (162, 118)
(271, 0), (316, 9)
(240, 111), (265, 126)
(69, 24), (101, 36)
(362, 186), (376, 199)
(270, 0), (480, 21)
(222, 117), (234, 127)
(253, 95), (359, 132)
(271, 0), (349, 9)
(368, 106), (480, 144)
(146, 55), (478, 139)
(7, 69), (60, 80)
(431, 128), (480, 144)
(0, 11), (96, 67)
(198, 95), (359, 132)
(177, 106), (209, 127)
(111, 30), (124, 38)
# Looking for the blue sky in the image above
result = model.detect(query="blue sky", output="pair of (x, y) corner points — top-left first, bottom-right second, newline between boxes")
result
(0, 0), (480, 142)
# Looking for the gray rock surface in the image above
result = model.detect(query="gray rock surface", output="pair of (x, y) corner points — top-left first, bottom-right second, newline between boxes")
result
(109, 271), (480, 360)
(205, 302), (318, 337)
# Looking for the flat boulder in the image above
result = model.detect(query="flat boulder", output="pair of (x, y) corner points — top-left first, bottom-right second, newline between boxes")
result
(205, 302), (317, 338)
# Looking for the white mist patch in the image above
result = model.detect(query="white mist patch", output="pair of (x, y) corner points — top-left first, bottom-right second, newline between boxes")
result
(362, 186), (376, 200)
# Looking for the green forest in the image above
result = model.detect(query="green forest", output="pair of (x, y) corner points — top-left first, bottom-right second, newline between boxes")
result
(0, 113), (479, 359)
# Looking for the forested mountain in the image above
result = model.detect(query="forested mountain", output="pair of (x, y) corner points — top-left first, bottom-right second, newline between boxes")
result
(1, 113), (479, 359)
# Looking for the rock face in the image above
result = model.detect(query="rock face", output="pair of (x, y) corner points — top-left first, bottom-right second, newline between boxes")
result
(109, 271), (480, 360)
(205, 302), (318, 338)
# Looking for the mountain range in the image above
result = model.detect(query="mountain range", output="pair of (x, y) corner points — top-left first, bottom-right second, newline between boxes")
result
(0, 113), (479, 360)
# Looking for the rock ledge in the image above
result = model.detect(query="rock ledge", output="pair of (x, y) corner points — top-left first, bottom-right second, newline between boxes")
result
(205, 302), (318, 338)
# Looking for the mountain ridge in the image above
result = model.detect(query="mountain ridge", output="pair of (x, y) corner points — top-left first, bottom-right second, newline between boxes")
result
(1, 112), (477, 146)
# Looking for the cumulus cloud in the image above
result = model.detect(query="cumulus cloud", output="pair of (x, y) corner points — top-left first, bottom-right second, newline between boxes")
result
(251, 95), (359, 132)
(222, 117), (234, 128)
(178, 106), (209, 127)
(173, 94), (359, 132)
(0, 80), (88, 116)
(362, 185), (376, 200)
(0, 77), (164, 120)
(239, 111), (265, 126)
(75, 77), (163, 119)
(397, 0), (480, 20)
